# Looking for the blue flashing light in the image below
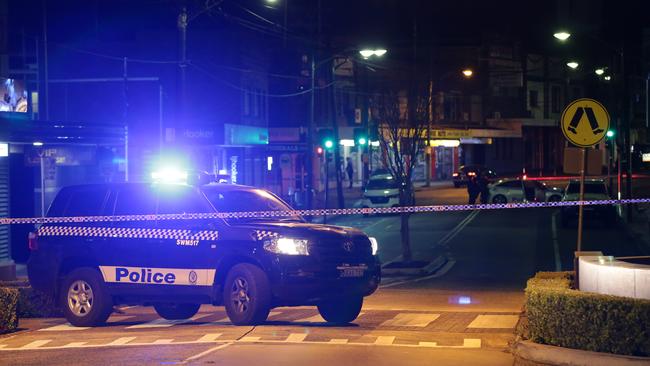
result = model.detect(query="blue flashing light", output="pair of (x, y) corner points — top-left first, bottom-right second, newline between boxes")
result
(151, 167), (188, 184)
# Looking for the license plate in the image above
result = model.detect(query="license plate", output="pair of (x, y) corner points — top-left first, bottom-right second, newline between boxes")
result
(337, 265), (366, 278)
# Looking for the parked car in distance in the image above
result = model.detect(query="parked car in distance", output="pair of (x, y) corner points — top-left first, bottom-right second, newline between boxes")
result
(452, 166), (497, 188)
(362, 174), (400, 209)
(560, 179), (615, 227)
(488, 178), (564, 204)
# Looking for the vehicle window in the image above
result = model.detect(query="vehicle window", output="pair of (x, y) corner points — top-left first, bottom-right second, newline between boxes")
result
(566, 183), (608, 195)
(156, 186), (214, 214)
(113, 186), (157, 215)
(499, 181), (521, 188)
(366, 178), (399, 190)
(64, 186), (109, 217)
(202, 187), (301, 223)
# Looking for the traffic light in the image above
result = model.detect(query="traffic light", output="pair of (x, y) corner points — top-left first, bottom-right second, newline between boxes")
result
(606, 129), (615, 138)
(318, 129), (335, 150)
(354, 128), (368, 146)
(316, 146), (324, 155)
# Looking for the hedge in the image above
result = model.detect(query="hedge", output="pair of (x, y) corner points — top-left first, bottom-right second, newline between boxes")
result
(525, 271), (650, 356)
(0, 280), (61, 318)
(0, 287), (19, 334)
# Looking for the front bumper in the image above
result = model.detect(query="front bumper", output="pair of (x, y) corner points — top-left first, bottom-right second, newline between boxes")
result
(266, 255), (381, 306)
(361, 196), (399, 208)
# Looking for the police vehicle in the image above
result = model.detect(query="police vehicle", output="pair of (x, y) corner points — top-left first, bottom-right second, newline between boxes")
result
(27, 182), (381, 327)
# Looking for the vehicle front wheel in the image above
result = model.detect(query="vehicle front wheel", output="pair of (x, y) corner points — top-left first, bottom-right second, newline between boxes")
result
(492, 195), (507, 204)
(317, 296), (363, 324)
(153, 303), (200, 320)
(60, 268), (113, 327)
(224, 263), (271, 325)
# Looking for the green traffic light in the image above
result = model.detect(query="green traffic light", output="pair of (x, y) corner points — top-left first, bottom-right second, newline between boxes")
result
(358, 137), (367, 145)
(606, 130), (615, 138)
(324, 140), (334, 149)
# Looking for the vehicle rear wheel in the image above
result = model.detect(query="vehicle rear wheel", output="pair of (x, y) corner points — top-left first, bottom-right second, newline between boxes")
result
(492, 195), (507, 204)
(60, 268), (113, 327)
(153, 303), (200, 320)
(317, 296), (363, 324)
(224, 263), (271, 325)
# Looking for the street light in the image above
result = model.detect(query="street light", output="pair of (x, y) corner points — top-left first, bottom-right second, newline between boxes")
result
(595, 68), (606, 76)
(462, 69), (474, 78)
(566, 61), (579, 69)
(604, 75), (612, 81)
(554, 31), (571, 41)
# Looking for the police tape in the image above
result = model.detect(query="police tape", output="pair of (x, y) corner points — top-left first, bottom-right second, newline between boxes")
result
(3, 198), (650, 225)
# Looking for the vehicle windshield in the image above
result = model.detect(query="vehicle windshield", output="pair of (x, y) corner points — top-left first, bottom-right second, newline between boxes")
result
(566, 182), (608, 195)
(202, 187), (302, 224)
(366, 177), (399, 190)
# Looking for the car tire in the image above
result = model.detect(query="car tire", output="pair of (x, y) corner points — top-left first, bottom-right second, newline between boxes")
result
(224, 263), (271, 326)
(153, 303), (201, 320)
(317, 296), (363, 324)
(492, 195), (507, 204)
(60, 268), (113, 327)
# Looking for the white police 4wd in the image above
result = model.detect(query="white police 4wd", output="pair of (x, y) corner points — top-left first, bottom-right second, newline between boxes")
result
(27, 183), (381, 327)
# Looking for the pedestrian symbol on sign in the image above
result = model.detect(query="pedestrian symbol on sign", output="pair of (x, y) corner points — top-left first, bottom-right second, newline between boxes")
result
(561, 98), (610, 148)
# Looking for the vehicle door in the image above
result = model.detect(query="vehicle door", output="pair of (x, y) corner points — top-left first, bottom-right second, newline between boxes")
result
(100, 185), (171, 289)
(506, 180), (526, 202)
(154, 185), (222, 281)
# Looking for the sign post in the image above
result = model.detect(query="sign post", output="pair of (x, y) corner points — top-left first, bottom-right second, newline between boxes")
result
(560, 98), (610, 284)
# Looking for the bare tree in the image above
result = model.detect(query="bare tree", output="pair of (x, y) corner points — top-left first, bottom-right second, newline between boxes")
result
(374, 91), (429, 263)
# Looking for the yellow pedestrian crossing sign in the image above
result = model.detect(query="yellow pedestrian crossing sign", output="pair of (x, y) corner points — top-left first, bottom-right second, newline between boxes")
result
(561, 98), (610, 147)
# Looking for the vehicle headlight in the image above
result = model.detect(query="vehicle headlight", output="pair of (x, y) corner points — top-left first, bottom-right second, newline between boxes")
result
(263, 237), (310, 255)
(369, 237), (378, 256)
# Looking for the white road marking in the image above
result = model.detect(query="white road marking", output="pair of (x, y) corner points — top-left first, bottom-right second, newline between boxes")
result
(463, 338), (482, 348)
(467, 315), (519, 329)
(20, 340), (52, 349)
(437, 210), (480, 247)
(38, 323), (90, 332)
(62, 342), (87, 348)
(152, 339), (174, 344)
(285, 333), (308, 342)
(200, 311), (282, 326)
(381, 313), (440, 327)
(126, 319), (188, 329)
(551, 211), (562, 271)
(107, 337), (136, 346)
(181, 343), (232, 364)
(329, 339), (348, 344)
(374, 336), (395, 345)
(418, 341), (438, 347)
(197, 333), (223, 342)
(240, 336), (260, 342)
(0, 336), (482, 351)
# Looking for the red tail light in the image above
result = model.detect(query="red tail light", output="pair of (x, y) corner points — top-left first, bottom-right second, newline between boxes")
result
(28, 232), (38, 251)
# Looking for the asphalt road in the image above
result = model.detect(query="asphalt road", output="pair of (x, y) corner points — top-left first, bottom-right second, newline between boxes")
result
(2, 185), (647, 366)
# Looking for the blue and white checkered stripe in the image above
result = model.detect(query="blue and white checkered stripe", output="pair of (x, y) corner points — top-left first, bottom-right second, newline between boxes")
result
(37, 226), (220, 241)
